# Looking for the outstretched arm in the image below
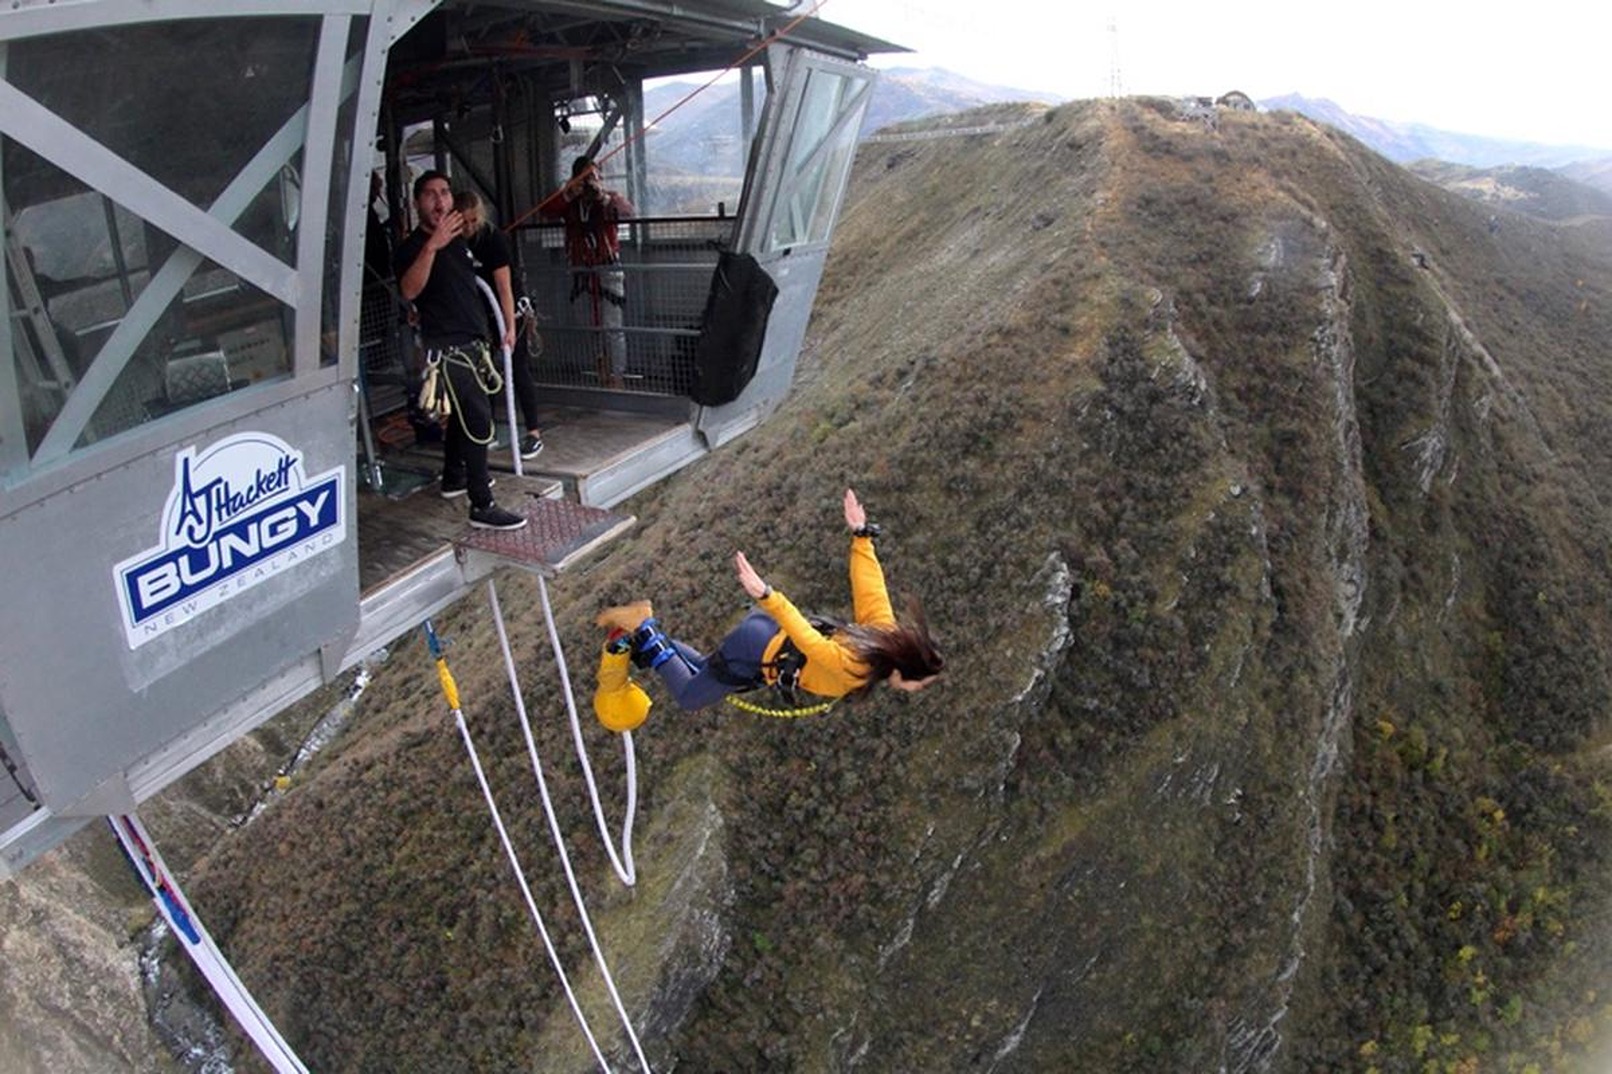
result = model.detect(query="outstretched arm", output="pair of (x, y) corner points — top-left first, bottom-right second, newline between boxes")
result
(737, 551), (861, 681)
(843, 489), (895, 626)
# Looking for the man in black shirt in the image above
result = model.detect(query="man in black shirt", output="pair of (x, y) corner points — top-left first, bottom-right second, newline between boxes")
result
(394, 170), (526, 530)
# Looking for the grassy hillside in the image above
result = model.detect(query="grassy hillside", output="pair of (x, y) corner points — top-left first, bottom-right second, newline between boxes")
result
(1408, 159), (1612, 223)
(168, 99), (1612, 1073)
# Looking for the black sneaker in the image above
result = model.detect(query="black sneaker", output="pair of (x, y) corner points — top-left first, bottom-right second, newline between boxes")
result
(469, 501), (528, 531)
(519, 433), (545, 459)
(441, 475), (493, 499)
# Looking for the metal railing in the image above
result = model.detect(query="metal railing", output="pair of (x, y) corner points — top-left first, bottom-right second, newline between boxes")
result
(353, 216), (735, 422)
(514, 216), (735, 396)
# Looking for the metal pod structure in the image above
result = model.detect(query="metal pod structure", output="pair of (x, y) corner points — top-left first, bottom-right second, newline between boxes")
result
(0, 1), (896, 876)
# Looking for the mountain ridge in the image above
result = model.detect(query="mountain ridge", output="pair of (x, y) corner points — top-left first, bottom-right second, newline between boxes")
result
(640, 71), (1612, 214)
(188, 98), (1612, 1071)
(1257, 92), (1612, 168)
(7, 97), (1612, 1072)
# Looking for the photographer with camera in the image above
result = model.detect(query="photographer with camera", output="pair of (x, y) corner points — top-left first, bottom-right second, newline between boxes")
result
(537, 155), (636, 388)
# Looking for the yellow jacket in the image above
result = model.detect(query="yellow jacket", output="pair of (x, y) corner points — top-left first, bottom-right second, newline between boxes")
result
(757, 536), (896, 698)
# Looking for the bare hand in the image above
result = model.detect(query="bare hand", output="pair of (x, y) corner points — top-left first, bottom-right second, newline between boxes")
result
(734, 551), (769, 600)
(843, 488), (866, 531)
(427, 210), (464, 249)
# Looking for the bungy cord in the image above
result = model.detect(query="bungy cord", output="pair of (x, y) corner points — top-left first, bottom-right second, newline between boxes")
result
(533, 574), (638, 885)
(108, 813), (309, 1074)
(425, 619), (616, 1073)
(487, 578), (651, 1073)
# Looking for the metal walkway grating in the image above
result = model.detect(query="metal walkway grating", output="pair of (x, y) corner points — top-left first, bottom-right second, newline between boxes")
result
(456, 496), (634, 575)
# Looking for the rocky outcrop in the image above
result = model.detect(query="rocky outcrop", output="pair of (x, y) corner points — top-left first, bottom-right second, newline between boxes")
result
(530, 753), (736, 1073)
(0, 842), (170, 1074)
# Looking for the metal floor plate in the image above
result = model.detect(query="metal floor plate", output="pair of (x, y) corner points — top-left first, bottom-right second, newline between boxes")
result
(455, 496), (634, 575)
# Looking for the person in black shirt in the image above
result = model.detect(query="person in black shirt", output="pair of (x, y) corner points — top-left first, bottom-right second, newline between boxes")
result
(393, 170), (526, 530)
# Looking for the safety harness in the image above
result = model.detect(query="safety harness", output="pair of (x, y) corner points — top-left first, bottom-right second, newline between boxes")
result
(417, 340), (503, 440)
(709, 614), (843, 718)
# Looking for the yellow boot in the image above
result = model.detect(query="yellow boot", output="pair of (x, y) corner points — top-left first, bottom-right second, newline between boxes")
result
(594, 644), (651, 733)
(596, 601), (653, 634)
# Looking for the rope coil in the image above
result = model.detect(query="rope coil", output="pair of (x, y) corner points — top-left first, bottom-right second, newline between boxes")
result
(725, 692), (838, 719)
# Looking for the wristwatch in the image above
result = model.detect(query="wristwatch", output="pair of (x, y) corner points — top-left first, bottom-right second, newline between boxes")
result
(852, 522), (881, 539)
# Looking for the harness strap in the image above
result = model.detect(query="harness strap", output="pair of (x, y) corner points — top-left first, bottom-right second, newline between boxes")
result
(765, 638), (808, 705)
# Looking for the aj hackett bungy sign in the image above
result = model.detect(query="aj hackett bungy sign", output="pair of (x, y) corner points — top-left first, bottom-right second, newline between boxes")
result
(114, 432), (346, 648)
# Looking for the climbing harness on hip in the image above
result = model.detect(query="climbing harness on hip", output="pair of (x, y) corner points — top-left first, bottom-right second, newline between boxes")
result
(517, 293), (543, 357)
(705, 639), (839, 718)
(417, 352), (451, 422)
(423, 342), (503, 445)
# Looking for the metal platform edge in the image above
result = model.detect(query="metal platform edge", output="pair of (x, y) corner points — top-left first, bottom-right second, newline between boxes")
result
(577, 422), (707, 508)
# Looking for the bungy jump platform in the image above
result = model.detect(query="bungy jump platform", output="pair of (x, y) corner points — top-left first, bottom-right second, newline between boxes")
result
(122, 495), (661, 1074)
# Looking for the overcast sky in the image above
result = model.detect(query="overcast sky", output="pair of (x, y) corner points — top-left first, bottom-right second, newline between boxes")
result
(834, 0), (1611, 151)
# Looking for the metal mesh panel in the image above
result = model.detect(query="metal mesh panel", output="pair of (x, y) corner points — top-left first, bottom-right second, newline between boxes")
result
(514, 216), (735, 396)
(359, 280), (408, 415)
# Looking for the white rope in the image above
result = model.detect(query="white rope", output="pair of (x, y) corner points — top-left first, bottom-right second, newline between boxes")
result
(487, 580), (652, 1073)
(474, 275), (524, 477)
(448, 687), (613, 1073)
(109, 813), (309, 1074)
(536, 574), (639, 886)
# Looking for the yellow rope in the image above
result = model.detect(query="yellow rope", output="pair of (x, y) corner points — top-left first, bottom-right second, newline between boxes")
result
(724, 692), (837, 719)
(437, 346), (502, 447)
(435, 656), (461, 711)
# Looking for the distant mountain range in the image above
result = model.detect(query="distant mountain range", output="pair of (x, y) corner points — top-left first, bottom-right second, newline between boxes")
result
(863, 74), (1612, 172)
(1256, 93), (1612, 170)
(639, 70), (1612, 211)
(1404, 159), (1612, 221)
(639, 65), (1055, 183)
(871, 76), (1612, 205)
(860, 66), (1059, 132)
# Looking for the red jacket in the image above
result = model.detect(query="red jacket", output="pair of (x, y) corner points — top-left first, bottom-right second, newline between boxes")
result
(536, 182), (635, 267)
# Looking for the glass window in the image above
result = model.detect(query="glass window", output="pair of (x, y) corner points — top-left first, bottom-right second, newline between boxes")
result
(7, 18), (320, 217)
(2, 16), (329, 475)
(642, 69), (768, 217)
(766, 67), (870, 252)
(5, 140), (295, 459)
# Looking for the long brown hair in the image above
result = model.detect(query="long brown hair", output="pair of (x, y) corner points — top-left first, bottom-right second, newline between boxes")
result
(838, 595), (944, 701)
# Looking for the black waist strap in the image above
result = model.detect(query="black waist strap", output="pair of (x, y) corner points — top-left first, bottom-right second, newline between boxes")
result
(708, 636), (807, 701)
(706, 650), (765, 691)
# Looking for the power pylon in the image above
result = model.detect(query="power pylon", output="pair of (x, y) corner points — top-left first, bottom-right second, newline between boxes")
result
(1108, 16), (1124, 97)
